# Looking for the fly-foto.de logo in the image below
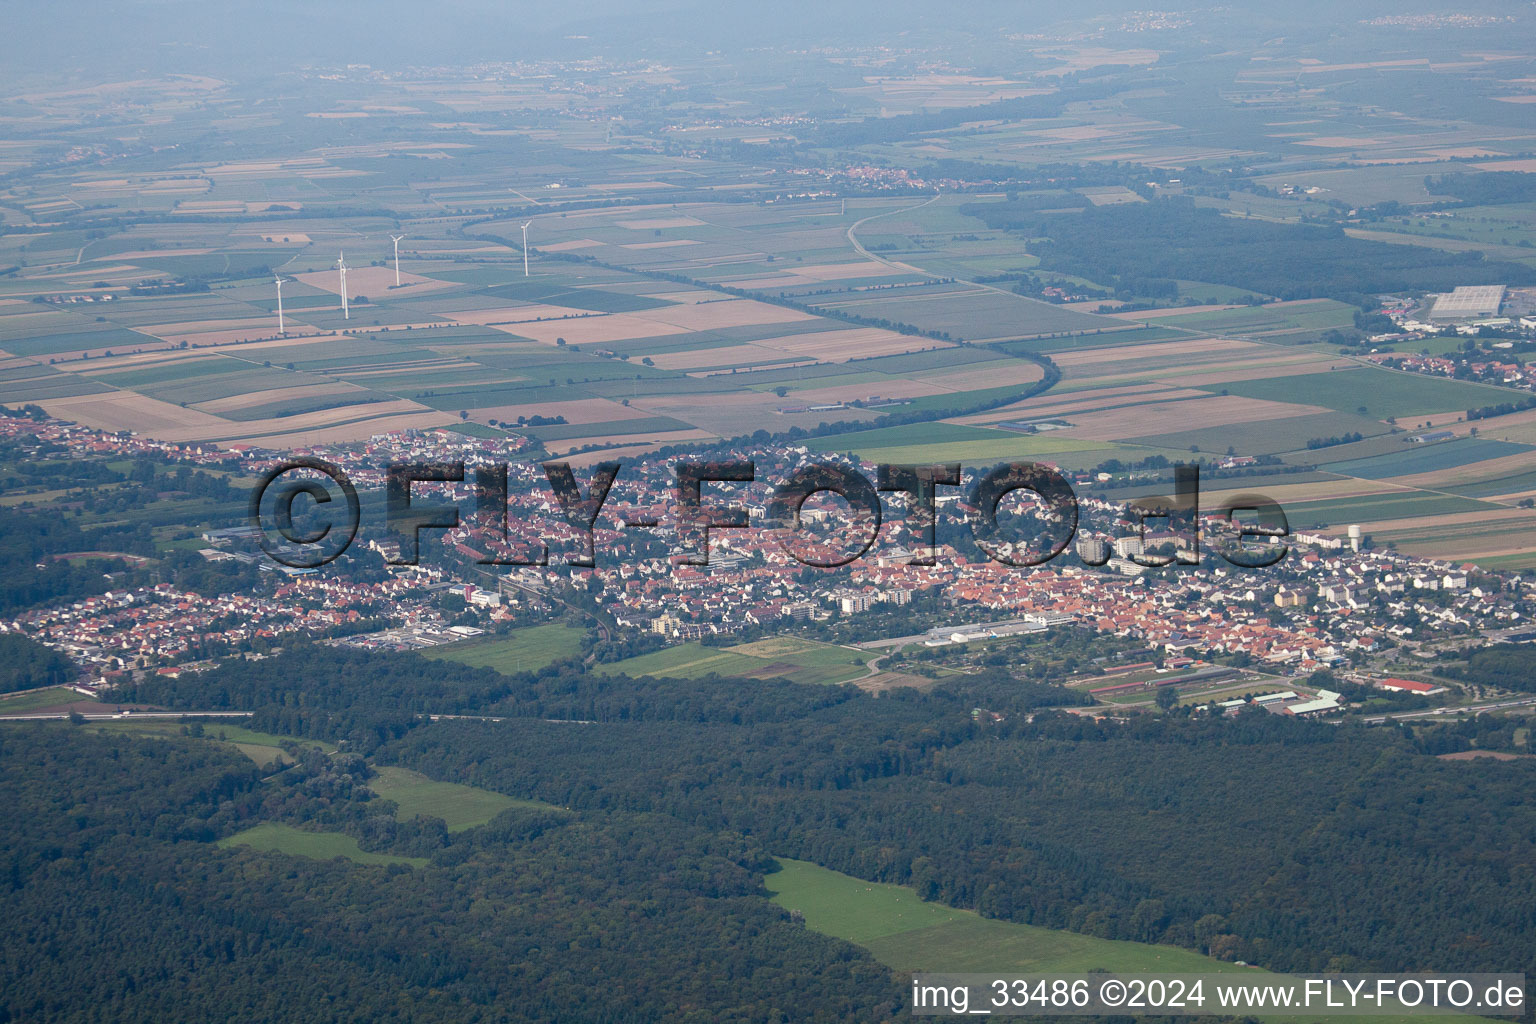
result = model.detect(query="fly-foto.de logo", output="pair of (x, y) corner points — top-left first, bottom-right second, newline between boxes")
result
(249, 457), (1290, 571)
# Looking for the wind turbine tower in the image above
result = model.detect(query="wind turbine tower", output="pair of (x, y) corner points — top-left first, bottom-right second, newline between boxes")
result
(274, 275), (286, 336)
(520, 221), (532, 277)
(389, 234), (405, 287)
(337, 251), (350, 320)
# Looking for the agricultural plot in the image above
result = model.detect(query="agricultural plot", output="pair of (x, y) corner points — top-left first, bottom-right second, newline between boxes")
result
(1281, 492), (1498, 530)
(1198, 366), (1521, 419)
(1133, 299), (1357, 337)
(1137, 412), (1390, 457)
(813, 282), (1115, 342)
(0, 687), (95, 715)
(809, 421), (1134, 468)
(1324, 439), (1533, 480)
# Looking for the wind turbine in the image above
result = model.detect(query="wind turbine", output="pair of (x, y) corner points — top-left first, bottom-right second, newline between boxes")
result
(520, 221), (532, 277)
(274, 275), (286, 335)
(337, 251), (350, 320)
(389, 234), (405, 287)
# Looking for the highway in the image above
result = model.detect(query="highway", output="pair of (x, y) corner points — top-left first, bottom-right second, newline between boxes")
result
(0, 710), (255, 722)
(1361, 695), (1536, 724)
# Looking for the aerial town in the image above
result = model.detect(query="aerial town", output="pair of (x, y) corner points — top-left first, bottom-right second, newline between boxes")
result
(5, 404), (1528, 725)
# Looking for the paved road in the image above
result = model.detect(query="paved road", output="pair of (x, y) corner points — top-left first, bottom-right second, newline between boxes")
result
(0, 710), (255, 722)
(428, 714), (597, 725)
(1360, 695), (1536, 724)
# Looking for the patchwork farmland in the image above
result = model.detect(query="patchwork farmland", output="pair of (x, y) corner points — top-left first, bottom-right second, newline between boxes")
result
(0, 156), (1533, 564)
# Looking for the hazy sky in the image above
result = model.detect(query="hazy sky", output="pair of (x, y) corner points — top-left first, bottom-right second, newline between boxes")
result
(0, 1), (1523, 80)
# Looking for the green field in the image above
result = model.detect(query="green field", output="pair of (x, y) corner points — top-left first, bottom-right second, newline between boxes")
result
(423, 623), (587, 675)
(726, 637), (871, 684)
(1283, 492), (1496, 529)
(1138, 300), (1357, 335)
(218, 823), (429, 867)
(808, 421), (1119, 466)
(600, 638), (870, 685)
(84, 719), (335, 754)
(1324, 438), (1533, 479)
(599, 643), (781, 681)
(765, 860), (1498, 1024)
(0, 687), (91, 715)
(368, 765), (561, 831)
(1200, 367), (1521, 419)
(766, 858), (1242, 973)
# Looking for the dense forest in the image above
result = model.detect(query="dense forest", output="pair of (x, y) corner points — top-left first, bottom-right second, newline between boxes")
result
(108, 643), (1536, 986)
(0, 633), (76, 693)
(0, 726), (900, 1023)
(959, 197), (1536, 304)
(1426, 172), (1536, 208)
(1440, 644), (1536, 692)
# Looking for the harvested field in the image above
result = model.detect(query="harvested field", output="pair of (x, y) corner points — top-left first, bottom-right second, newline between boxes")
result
(645, 290), (722, 303)
(1051, 337), (1259, 369)
(36, 389), (230, 434)
(923, 362), (1044, 392)
(785, 378), (949, 404)
(194, 381), (367, 415)
(445, 304), (602, 325)
(1062, 394), (1332, 441)
(613, 217), (706, 229)
(144, 325), (299, 347)
(631, 391), (880, 435)
(951, 383), (1180, 424)
(541, 427), (715, 455)
(540, 239), (605, 251)
(639, 299), (817, 333)
(1387, 451), (1536, 491)
(1110, 303), (1239, 319)
(649, 344), (801, 370)
(1168, 357), (1344, 388)
(1326, 508), (1532, 535)
(474, 396), (636, 425)
(562, 442), (683, 467)
(295, 265), (456, 296)
(854, 670), (941, 693)
(619, 239), (701, 250)
(753, 327), (942, 361)
(1201, 478), (1404, 505)
(496, 315), (676, 346)
(232, 409), (461, 449)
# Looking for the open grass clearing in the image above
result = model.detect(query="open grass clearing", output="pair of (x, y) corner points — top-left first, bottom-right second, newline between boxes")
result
(422, 623), (588, 675)
(218, 823), (428, 868)
(368, 765), (562, 831)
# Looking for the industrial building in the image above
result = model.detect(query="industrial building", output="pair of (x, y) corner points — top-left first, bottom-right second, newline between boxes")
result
(1429, 285), (1505, 321)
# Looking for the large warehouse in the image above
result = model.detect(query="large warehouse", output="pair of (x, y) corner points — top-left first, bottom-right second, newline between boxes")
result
(1429, 285), (1506, 321)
